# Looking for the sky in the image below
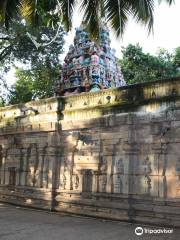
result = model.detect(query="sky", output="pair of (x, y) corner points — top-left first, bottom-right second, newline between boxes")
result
(62, 1), (180, 58)
(4, 0), (180, 86)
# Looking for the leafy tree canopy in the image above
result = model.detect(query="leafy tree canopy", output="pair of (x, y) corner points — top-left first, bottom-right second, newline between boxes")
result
(0, 20), (64, 69)
(0, 19), (65, 104)
(10, 43), (180, 105)
(173, 47), (180, 69)
(8, 66), (59, 104)
(119, 44), (180, 84)
(8, 68), (33, 104)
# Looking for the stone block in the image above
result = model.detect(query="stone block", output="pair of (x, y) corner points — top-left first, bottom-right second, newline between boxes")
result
(166, 175), (180, 198)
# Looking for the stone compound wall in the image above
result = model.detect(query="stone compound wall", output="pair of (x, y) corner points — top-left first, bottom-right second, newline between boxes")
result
(0, 78), (180, 227)
(0, 98), (60, 209)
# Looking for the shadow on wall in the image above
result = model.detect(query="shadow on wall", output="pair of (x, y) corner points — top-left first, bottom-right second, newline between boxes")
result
(54, 99), (180, 223)
(0, 99), (61, 209)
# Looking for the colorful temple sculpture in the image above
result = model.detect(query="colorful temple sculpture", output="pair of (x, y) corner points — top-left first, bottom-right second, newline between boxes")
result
(57, 22), (126, 95)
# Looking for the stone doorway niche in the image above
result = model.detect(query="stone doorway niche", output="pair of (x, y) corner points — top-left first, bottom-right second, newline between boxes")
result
(82, 169), (93, 193)
(8, 167), (16, 186)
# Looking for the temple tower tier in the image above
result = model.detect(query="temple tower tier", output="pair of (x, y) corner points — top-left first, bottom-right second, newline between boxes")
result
(57, 22), (126, 95)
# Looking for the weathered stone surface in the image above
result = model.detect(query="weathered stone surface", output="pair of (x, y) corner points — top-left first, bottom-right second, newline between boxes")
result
(0, 77), (180, 227)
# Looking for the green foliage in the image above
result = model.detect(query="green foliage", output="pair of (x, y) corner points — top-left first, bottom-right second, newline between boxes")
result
(8, 69), (33, 104)
(8, 64), (60, 104)
(0, 20), (64, 68)
(0, 19), (64, 105)
(119, 44), (179, 84)
(173, 47), (180, 68)
(0, 0), (174, 39)
(0, 96), (5, 107)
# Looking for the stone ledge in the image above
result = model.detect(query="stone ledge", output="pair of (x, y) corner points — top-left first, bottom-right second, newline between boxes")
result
(59, 77), (180, 121)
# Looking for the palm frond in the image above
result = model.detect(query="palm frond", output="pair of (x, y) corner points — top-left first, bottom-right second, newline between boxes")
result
(59, 0), (76, 31)
(158, 0), (175, 5)
(80, 0), (103, 41)
(0, 0), (176, 37)
(0, 0), (20, 29)
(130, 0), (154, 34)
(104, 0), (130, 37)
(19, 0), (36, 24)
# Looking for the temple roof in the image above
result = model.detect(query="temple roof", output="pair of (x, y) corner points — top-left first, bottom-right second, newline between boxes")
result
(57, 22), (126, 96)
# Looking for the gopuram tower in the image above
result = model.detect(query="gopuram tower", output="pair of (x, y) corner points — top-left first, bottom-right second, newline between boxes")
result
(57, 22), (126, 96)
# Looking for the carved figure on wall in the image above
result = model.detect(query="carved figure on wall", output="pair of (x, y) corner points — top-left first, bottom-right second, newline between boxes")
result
(61, 158), (69, 190)
(113, 174), (123, 194)
(143, 156), (152, 195)
(62, 172), (67, 190)
(143, 156), (152, 174)
(74, 174), (79, 190)
(91, 66), (100, 75)
(144, 175), (152, 195)
(91, 53), (99, 65)
(99, 156), (107, 173)
(99, 174), (107, 192)
(115, 158), (124, 174)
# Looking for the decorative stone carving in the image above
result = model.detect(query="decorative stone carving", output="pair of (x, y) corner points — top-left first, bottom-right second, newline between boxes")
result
(60, 158), (71, 190)
(142, 157), (152, 195)
(73, 174), (80, 190)
(113, 174), (123, 193)
(99, 174), (107, 192)
(99, 157), (107, 173)
(91, 54), (99, 65)
(0, 78), (180, 226)
(57, 21), (125, 95)
(114, 158), (124, 174)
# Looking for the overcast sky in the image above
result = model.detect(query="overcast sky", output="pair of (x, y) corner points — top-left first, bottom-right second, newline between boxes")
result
(62, 1), (180, 59)
(5, 0), (180, 85)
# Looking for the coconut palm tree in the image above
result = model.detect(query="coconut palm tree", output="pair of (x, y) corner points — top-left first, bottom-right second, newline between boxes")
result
(0, 0), (175, 39)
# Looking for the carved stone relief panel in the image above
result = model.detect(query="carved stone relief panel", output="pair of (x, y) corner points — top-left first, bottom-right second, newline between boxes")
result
(114, 158), (124, 174)
(26, 144), (39, 187)
(98, 174), (107, 193)
(98, 156), (107, 193)
(73, 174), (80, 190)
(142, 156), (152, 175)
(113, 174), (123, 194)
(141, 156), (152, 195)
(41, 154), (49, 188)
(60, 157), (71, 190)
(112, 157), (125, 194)
(99, 156), (107, 173)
